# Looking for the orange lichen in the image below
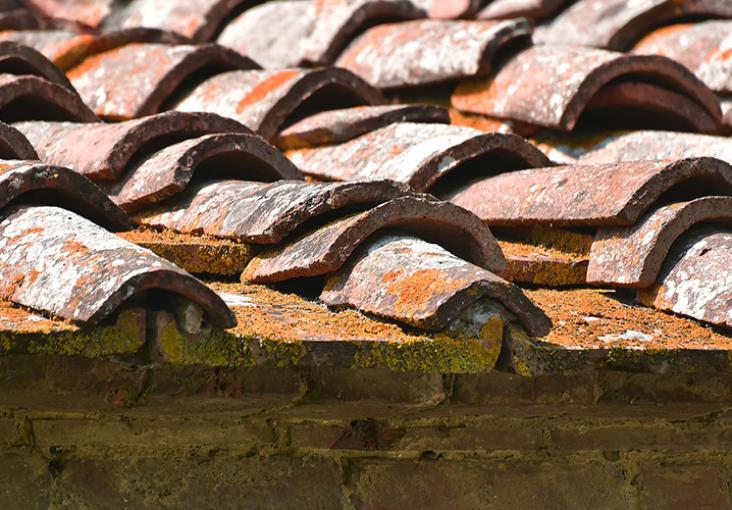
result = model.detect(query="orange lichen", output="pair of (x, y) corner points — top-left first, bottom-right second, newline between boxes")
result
(235, 70), (299, 113)
(527, 288), (732, 350)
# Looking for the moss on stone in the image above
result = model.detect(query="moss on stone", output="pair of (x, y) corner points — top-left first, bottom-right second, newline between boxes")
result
(2, 309), (146, 357)
(352, 337), (499, 374)
(158, 319), (252, 367)
(257, 339), (307, 367)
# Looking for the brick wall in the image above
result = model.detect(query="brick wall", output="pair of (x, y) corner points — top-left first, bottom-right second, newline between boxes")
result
(1, 355), (732, 509)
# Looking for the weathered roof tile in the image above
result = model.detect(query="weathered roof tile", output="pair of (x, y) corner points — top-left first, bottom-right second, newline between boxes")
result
(0, 160), (128, 228)
(633, 20), (732, 94)
(217, 0), (426, 68)
(638, 226), (732, 331)
(15, 111), (250, 181)
(443, 158), (732, 227)
(0, 73), (97, 122)
(452, 45), (723, 133)
(138, 180), (409, 246)
(588, 197), (732, 287)
(533, 0), (732, 51)
(580, 131), (732, 165)
(101, 0), (252, 42)
(68, 42), (258, 120)
(321, 234), (550, 335)
(274, 104), (449, 149)
(174, 67), (385, 140)
(287, 122), (551, 191)
(108, 132), (302, 212)
(0, 27), (187, 70)
(0, 205), (234, 326)
(243, 195), (506, 282)
(335, 19), (531, 88)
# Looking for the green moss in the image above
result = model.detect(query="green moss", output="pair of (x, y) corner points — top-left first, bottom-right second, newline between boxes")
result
(257, 339), (307, 367)
(158, 319), (253, 367)
(352, 337), (499, 374)
(3, 309), (147, 357)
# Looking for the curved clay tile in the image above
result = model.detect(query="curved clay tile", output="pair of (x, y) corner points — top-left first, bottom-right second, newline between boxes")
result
(217, 0), (426, 68)
(138, 179), (410, 244)
(0, 27), (188, 70)
(336, 19), (530, 88)
(0, 121), (36, 159)
(287, 122), (551, 192)
(477, 0), (565, 20)
(0, 41), (73, 89)
(174, 67), (385, 141)
(243, 195), (506, 282)
(638, 226), (732, 331)
(109, 133), (303, 213)
(634, 21), (732, 94)
(15, 111), (250, 181)
(102, 0), (252, 42)
(533, 0), (732, 51)
(22, 0), (114, 29)
(452, 46), (723, 133)
(443, 158), (732, 227)
(0, 161), (128, 229)
(0, 205), (235, 326)
(0, 74), (97, 122)
(321, 234), (551, 335)
(587, 197), (732, 288)
(274, 104), (450, 149)
(67, 43), (259, 120)
(580, 131), (732, 165)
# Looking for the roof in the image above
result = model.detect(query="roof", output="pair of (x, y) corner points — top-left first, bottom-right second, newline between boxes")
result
(0, 0), (729, 375)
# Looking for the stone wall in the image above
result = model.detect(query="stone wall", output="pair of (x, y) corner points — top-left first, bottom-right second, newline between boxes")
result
(1, 355), (732, 509)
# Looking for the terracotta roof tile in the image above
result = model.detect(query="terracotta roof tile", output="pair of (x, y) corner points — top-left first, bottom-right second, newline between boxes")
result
(0, 205), (234, 326)
(321, 234), (550, 335)
(0, 160), (128, 229)
(580, 131), (732, 165)
(216, 0), (427, 68)
(452, 45), (723, 133)
(533, 0), (732, 51)
(101, 0), (252, 42)
(335, 18), (531, 88)
(633, 20), (732, 95)
(15, 111), (250, 181)
(173, 67), (385, 140)
(242, 195), (507, 282)
(443, 158), (732, 227)
(138, 180), (409, 244)
(287, 122), (550, 191)
(588, 197), (732, 287)
(108, 132), (302, 213)
(0, 73), (96, 121)
(0, 27), (187, 70)
(67, 42), (258, 120)
(274, 104), (450, 150)
(638, 227), (732, 330)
